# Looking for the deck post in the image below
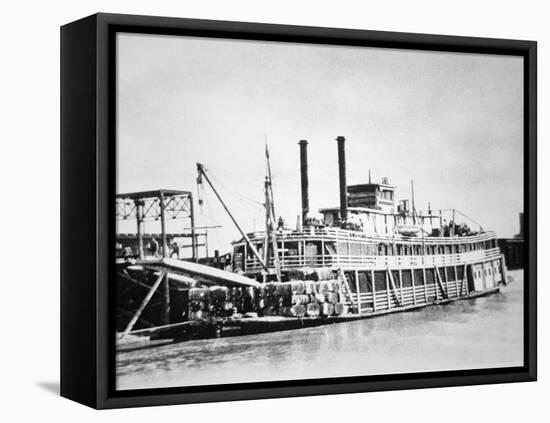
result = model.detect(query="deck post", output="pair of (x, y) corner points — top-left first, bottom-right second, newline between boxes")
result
(422, 267), (428, 303)
(134, 199), (144, 259)
(159, 192), (168, 258)
(453, 265), (462, 297)
(481, 261), (486, 289)
(398, 269), (404, 305)
(355, 270), (362, 314)
(462, 263), (469, 295)
(411, 268), (417, 305)
(162, 271), (170, 326)
(385, 271), (391, 309)
(371, 269), (377, 311)
(189, 194), (197, 261)
(434, 265), (447, 299)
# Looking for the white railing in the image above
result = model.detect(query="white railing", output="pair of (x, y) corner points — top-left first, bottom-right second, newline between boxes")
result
(243, 248), (502, 273)
(237, 226), (497, 247)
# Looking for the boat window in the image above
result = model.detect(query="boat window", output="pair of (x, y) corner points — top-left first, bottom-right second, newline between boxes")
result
(358, 271), (372, 293)
(402, 270), (413, 287)
(349, 242), (361, 256)
(414, 269), (424, 286)
(284, 242), (299, 257)
(374, 271), (386, 291)
(446, 266), (456, 281)
(337, 241), (349, 256)
(425, 269), (435, 284)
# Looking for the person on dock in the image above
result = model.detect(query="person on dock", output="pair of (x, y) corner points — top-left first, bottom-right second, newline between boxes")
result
(149, 237), (159, 257)
(170, 240), (180, 259)
(123, 245), (133, 259)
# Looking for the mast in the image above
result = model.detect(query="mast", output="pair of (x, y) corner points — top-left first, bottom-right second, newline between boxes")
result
(196, 163), (268, 272)
(411, 179), (416, 225)
(265, 143), (282, 282)
(265, 140), (276, 221)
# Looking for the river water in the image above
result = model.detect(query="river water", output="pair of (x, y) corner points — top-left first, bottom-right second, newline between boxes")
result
(116, 270), (524, 390)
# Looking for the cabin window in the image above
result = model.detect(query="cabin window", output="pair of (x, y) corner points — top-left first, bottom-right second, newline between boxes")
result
(305, 242), (320, 266)
(402, 270), (413, 287)
(380, 190), (394, 200)
(358, 271), (372, 293)
(349, 242), (361, 256)
(363, 243), (375, 255)
(345, 271), (356, 292)
(337, 241), (349, 256)
(414, 269), (425, 286)
(425, 269), (435, 285)
(391, 270), (400, 286)
(284, 242), (299, 257)
(374, 271), (387, 291)
(446, 266), (456, 281)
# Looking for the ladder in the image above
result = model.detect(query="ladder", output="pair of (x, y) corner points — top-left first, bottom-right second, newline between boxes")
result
(337, 268), (358, 313)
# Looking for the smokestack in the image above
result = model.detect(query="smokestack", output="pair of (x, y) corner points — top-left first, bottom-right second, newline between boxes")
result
(299, 140), (309, 225)
(336, 136), (347, 223)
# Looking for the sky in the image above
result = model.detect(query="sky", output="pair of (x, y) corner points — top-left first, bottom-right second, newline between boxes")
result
(116, 32), (524, 255)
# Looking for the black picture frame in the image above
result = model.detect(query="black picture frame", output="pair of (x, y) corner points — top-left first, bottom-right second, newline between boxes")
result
(60, 12), (537, 409)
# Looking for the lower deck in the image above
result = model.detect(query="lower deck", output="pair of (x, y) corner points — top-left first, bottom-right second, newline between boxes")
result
(342, 256), (504, 314)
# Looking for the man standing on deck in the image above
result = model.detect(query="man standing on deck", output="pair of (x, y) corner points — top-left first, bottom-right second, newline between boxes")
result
(149, 237), (159, 257)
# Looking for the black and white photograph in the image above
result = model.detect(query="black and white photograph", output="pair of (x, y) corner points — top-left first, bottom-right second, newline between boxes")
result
(114, 31), (526, 391)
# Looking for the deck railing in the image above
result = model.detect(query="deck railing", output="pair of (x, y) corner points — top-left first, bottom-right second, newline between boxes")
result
(239, 227), (497, 246)
(243, 247), (502, 273)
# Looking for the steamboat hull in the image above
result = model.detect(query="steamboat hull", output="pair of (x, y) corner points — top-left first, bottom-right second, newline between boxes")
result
(117, 228), (507, 346)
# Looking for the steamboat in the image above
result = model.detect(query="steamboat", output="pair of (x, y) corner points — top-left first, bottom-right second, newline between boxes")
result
(222, 136), (506, 316)
(116, 136), (508, 343)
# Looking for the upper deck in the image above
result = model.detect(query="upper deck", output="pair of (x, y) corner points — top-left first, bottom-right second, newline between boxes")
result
(232, 226), (500, 275)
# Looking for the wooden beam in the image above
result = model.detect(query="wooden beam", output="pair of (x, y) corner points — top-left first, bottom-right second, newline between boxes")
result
(387, 269), (402, 307)
(453, 265), (461, 297)
(121, 320), (193, 336)
(411, 268), (417, 305)
(371, 269), (377, 311)
(339, 268), (357, 313)
(422, 267), (428, 303)
(434, 265), (448, 299)
(355, 270), (362, 314)
(162, 272), (170, 326)
(120, 270), (166, 339)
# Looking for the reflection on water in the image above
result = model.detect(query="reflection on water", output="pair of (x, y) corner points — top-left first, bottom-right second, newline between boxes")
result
(117, 270), (524, 390)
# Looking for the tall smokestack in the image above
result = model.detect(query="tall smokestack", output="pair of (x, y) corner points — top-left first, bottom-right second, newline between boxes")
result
(299, 140), (309, 225)
(336, 136), (347, 223)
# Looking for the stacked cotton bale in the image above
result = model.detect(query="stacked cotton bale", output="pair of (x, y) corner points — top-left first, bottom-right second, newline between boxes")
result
(186, 268), (348, 321)
(256, 269), (349, 318)
(188, 286), (257, 320)
(188, 287), (210, 320)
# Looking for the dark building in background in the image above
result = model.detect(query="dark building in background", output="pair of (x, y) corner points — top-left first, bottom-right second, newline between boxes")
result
(498, 212), (525, 270)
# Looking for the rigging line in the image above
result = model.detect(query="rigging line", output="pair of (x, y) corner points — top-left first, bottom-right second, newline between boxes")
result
(207, 170), (264, 209)
(454, 209), (484, 229)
